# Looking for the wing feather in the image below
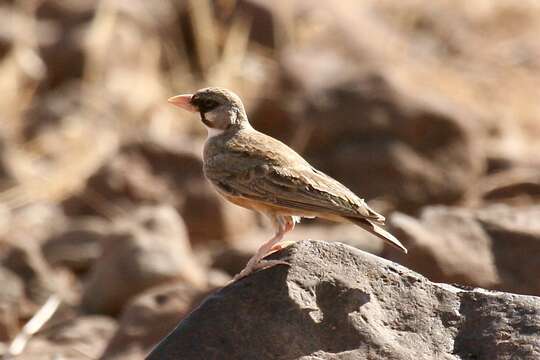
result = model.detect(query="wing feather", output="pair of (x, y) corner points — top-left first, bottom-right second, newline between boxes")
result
(204, 129), (385, 223)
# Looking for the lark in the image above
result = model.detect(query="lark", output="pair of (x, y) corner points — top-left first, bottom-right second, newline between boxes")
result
(169, 87), (407, 280)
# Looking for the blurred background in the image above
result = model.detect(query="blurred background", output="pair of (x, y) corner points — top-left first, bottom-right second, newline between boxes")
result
(1, 0), (540, 358)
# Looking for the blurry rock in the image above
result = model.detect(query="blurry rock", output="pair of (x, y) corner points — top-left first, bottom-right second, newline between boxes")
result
(148, 240), (540, 360)
(0, 267), (24, 341)
(0, 138), (12, 184)
(475, 205), (540, 296)
(81, 205), (205, 315)
(101, 282), (206, 360)
(481, 168), (540, 206)
(62, 139), (256, 244)
(3, 203), (67, 247)
(389, 208), (499, 288)
(0, 204), (10, 239)
(0, 203), (75, 312)
(41, 217), (108, 273)
(215, 0), (276, 49)
(206, 268), (231, 289)
(21, 315), (116, 360)
(22, 82), (85, 140)
(1, 242), (61, 305)
(389, 205), (540, 296)
(211, 240), (255, 277)
(181, 180), (256, 244)
(252, 49), (484, 214)
(35, 0), (95, 90)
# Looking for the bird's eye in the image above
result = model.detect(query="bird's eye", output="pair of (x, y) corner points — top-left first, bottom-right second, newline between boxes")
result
(201, 99), (219, 111)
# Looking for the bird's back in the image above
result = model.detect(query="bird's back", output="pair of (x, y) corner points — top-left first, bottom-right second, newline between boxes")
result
(203, 127), (384, 223)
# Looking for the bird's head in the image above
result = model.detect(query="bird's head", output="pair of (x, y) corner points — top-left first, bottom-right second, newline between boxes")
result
(168, 87), (249, 134)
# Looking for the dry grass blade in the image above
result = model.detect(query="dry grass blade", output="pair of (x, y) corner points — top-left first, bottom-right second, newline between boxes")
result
(209, 13), (251, 85)
(188, 0), (218, 75)
(6, 295), (62, 358)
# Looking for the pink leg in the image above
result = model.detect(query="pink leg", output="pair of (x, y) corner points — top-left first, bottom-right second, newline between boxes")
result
(232, 215), (294, 281)
(270, 218), (296, 252)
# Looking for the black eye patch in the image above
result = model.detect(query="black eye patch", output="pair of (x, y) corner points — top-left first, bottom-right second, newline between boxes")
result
(195, 99), (220, 112)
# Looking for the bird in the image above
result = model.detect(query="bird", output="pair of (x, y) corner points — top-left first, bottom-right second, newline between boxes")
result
(168, 87), (407, 280)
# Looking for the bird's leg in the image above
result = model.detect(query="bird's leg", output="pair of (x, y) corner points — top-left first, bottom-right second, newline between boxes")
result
(269, 217), (296, 252)
(232, 215), (291, 281)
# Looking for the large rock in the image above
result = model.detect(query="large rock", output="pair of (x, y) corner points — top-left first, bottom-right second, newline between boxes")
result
(101, 282), (206, 360)
(148, 240), (540, 360)
(389, 205), (540, 296)
(81, 205), (206, 315)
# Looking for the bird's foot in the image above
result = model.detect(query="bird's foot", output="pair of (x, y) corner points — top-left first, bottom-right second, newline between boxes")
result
(253, 258), (290, 271)
(270, 240), (297, 252)
(230, 259), (290, 283)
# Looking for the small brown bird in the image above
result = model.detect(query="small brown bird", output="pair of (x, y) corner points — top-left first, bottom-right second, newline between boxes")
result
(169, 87), (407, 279)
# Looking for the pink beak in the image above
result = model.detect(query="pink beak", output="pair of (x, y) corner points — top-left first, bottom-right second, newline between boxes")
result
(168, 94), (197, 112)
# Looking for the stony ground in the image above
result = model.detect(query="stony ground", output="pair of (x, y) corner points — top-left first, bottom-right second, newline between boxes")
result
(1, 1), (539, 359)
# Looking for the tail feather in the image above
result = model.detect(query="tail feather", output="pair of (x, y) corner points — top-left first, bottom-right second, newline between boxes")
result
(349, 218), (408, 254)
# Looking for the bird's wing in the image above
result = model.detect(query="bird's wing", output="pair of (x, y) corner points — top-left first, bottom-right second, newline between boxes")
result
(205, 131), (384, 223)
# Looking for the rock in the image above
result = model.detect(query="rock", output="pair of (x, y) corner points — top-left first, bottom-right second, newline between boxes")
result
(215, 0), (308, 49)
(480, 168), (540, 206)
(81, 205), (206, 315)
(0, 203), (75, 312)
(388, 207), (499, 289)
(210, 239), (257, 278)
(148, 240), (540, 360)
(475, 205), (540, 296)
(61, 139), (256, 244)
(20, 315), (117, 360)
(1, 241), (63, 306)
(41, 217), (108, 273)
(0, 139), (12, 185)
(389, 205), (540, 296)
(2, 203), (67, 247)
(35, 0), (95, 90)
(0, 267), (24, 341)
(0, 204), (10, 239)
(101, 282), (206, 360)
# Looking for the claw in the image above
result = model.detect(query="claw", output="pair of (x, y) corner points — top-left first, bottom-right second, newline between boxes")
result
(230, 259), (290, 283)
(270, 240), (297, 252)
(254, 259), (290, 271)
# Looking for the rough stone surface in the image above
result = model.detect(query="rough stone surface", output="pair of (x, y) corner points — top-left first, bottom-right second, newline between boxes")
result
(149, 240), (540, 360)
(389, 205), (540, 296)
(81, 205), (206, 315)
(101, 282), (206, 360)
